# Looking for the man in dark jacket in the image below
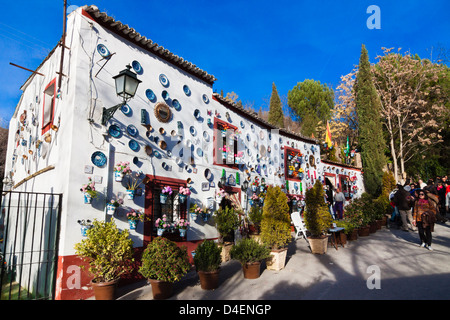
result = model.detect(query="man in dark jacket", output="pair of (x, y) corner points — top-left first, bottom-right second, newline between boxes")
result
(393, 184), (416, 231)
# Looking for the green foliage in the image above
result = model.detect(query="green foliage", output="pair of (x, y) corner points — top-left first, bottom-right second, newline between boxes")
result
(74, 218), (134, 283)
(381, 171), (396, 197)
(335, 219), (355, 236)
(268, 82), (285, 128)
(260, 186), (292, 249)
(287, 79), (334, 137)
(213, 207), (240, 242)
(355, 44), (386, 197)
(230, 238), (272, 265)
(193, 240), (222, 272)
(248, 206), (263, 233)
(139, 237), (191, 283)
(304, 181), (333, 237)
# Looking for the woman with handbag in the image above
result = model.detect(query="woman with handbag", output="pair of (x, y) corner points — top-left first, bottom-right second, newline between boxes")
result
(413, 190), (437, 251)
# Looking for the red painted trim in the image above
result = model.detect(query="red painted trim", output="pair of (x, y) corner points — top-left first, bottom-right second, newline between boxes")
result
(213, 117), (239, 169)
(41, 78), (56, 135)
(81, 8), (95, 21)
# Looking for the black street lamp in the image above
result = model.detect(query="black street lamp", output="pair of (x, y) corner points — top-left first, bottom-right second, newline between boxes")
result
(101, 65), (142, 125)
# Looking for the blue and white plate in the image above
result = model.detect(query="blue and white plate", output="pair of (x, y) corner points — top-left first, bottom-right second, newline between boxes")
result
(172, 99), (181, 110)
(146, 89), (156, 101)
(202, 94), (209, 104)
(159, 74), (169, 87)
(91, 151), (107, 167)
(183, 85), (191, 96)
(108, 124), (122, 138)
(129, 139), (140, 151)
(190, 126), (196, 136)
(162, 90), (170, 101)
(132, 60), (143, 74)
(97, 44), (110, 58)
(196, 148), (203, 157)
(121, 104), (132, 116)
(127, 125), (138, 137)
(240, 120), (245, 129)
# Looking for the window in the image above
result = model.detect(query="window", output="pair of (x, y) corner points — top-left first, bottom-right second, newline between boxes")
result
(42, 78), (56, 134)
(284, 146), (304, 181)
(214, 118), (238, 168)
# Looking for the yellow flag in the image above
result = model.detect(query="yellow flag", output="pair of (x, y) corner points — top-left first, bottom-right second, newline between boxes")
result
(325, 121), (332, 148)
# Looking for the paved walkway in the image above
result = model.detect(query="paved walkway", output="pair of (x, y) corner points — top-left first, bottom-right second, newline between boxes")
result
(115, 221), (450, 301)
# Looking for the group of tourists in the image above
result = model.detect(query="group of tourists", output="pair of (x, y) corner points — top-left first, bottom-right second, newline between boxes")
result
(390, 175), (449, 251)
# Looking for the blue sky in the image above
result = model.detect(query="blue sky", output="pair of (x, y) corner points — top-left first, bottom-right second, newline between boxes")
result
(0, 0), (448, 127)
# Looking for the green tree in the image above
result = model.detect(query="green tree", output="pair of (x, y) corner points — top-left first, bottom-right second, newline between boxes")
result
(287, 79), (334, 137)
(268, 82), (284, 128)
(354, 44), (386, 196)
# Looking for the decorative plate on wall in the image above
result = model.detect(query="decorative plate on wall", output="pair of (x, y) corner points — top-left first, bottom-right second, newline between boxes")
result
(159, 74), (169, 87)
(190, 126), (196, 136)
(91, 151), (107, 167)
(108, 124), (122, 138)
(121, 104), (132, 116)
(183, 85), (191, 96)
(146, 89), (156, 102)
(132, 60), (143, 74)
(97, 44), (110, 58)
(129, 139), (140, 151)
(172, 99), (181, 110)
(154, 102), (172, 123)
(127, 125), (138, 137)
(202, 94), (209, 104)
(240, 120), (245, 129)
(162, 90), (170, 101)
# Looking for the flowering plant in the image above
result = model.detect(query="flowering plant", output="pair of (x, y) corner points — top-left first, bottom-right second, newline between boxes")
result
(126, 171), (146, 190)
(174, 219), (190, 230)
(251, 194), (259, 201)
(161, 186), (173, 195)
(114, 161), (131, 174)
(179, 186), (191, 196)
(126, 209), (144, 221)
(217, 188), (228, 197)
(251, 178), (259, 186)
(80, 177), (98, 198)
(155, 214), (171, 229)
(109, 198), (123, 208)
(289, 166), (295, 171)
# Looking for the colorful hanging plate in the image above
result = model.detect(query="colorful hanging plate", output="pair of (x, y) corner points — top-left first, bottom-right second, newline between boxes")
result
(162, 90), (170, 101)
(91, 151), (107, 167)
(121, 104), (132, 116)
(159, 74), (169, 87)
(172, 99), (180, 110)
(108, 124), (122, 138)
(146, 89), (156, 101)
(132, 60), (143, 74)
(196, 148), (203, 157)
(97, 44), (110, 58)
(202, 94), (209, 103)
(129, 139), (140, 151)
(127, 125), (138, 137)
(190, 126), (196, 136)
(240, 120), (245, 129)
(183, 85), (191, 96)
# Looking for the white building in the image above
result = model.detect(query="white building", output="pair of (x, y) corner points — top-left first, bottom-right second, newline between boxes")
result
(1, 5), (364, 300)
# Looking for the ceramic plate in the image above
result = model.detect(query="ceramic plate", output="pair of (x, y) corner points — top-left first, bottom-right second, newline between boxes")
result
(183, 85), (191, 96)
(97, 44), (110, 57)
(202, 94), (209, 103)
(162, 90), (170, 101)
(91, 151), (107, 167)
(203, 131), (210, 142)
(146, 89), (156, 101)
(132, 60), (143, 74)
(108, 124), (122, 138)
(127, 125), (138, 137)
(190, 126), (196, 136)
(240, 120), (245, 129)
(159, 74), (169, 87)
(196, 148), (203, 157)
(172, 99), (180, 110)
(121, 104), (132, 116)
(129, 139), (140, 151)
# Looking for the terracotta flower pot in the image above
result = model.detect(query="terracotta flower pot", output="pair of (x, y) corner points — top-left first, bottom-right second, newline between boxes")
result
(376, 220), (382, 230)
(149, 279), (173, 300)
(369, 222), (377, 233)
(347, 229), (358, 241)
(242, 262), (261, 279)
(358, 225), (370, 237)
(91, 278), (119, 300)
(198, 270), (220, 290)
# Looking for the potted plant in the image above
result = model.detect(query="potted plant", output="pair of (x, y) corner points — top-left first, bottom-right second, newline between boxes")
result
(125, 171), (146, 200)
(160, 186), (172, 204)
(304, 180), (333, 254)
(215, 188), (227, 203)
(213, 207), (239, 262)
(155, 214), (170, 236)
(248, 206), (263, 239)
(174, 219), (190, 237)
(250, 193), (259, 206)
(74, 218), (134, 300)
(113, 161), (131, 182)
(77, 219), (93, 237)
(106, 198), (123, 215)
(193, 240), (222, 290)
(139, 237), (191, 299)
(80, 177), (98, 204)
(126, 208), (144, 230)
(230, 238), (271, 279)
(189, 203), (202, 221)
(178, 186), (191, 204)
(260, 186), (292, 270)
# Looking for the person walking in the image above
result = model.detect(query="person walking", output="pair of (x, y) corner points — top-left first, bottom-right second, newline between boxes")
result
(333, 188), (345, 220)
(393, 184), (416, 231)
(413, 190), (437, 250)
